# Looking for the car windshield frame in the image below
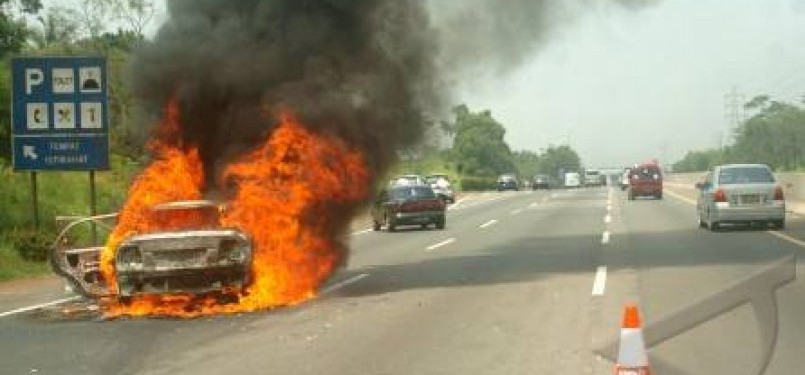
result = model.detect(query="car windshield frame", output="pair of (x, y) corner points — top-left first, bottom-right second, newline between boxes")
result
(718, 166), (775, 185)
(389, 186), (436, 200)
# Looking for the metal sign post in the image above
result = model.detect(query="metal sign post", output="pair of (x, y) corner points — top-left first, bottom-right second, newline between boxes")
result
(11, 57), (110, 234)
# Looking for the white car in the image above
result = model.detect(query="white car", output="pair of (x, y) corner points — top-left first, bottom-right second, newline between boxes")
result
(564, 172), (581, 188)
(389, 175), (427, 187)
(426, 174), (456, 203)
(696, 164), (785, 231)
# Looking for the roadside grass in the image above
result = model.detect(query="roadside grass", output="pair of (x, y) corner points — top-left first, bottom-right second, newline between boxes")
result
(0, 155), (141, 281)
(0, 240), (50, 282)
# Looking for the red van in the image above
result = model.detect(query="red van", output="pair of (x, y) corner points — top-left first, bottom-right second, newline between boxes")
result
(628, 163), (663, 200)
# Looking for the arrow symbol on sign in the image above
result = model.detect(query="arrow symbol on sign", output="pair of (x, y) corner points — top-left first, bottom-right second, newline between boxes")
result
(23, 145), (38, 160)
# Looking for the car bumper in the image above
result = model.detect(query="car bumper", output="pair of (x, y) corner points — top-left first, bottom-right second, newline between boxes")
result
(631, 187), (662, 196)
(712, 202), (786, 222)
(116, 264), (250, 297)
(394, 211), (445, 225)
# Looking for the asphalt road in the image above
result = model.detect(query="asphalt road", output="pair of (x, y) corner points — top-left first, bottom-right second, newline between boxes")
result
(2, 186), (805, 374)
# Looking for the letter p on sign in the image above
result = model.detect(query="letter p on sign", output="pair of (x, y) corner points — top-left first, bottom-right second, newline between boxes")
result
(25, 68), (43, 95)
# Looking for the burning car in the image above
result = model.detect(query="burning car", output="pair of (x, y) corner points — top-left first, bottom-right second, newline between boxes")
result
(113, 200), (252, 301)
(52, 200), (253, 303)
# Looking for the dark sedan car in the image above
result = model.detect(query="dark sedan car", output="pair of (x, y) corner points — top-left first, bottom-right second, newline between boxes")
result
(532, 174), (550, 190)
(372, 186), (446, 231)
(497, 174), (519, 191)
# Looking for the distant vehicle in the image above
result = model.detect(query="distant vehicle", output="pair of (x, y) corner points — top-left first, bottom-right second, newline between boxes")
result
(497, 174), (519, 191)
(628, 163), (663, 200)
(584, 169), (602, 186)
(532, 174), (551, 190)
(564, 172), (581, 188)
(426, 174), (456, 203)
(696, 164), (785, 231)
(620, 168), (631, 190)
(372, 185), (447, 232)
(389, 174), (427, 187)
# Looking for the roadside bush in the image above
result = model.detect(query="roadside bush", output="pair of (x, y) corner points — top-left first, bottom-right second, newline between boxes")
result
(8, 229), (53, 262)
(459, 176), (498, 191)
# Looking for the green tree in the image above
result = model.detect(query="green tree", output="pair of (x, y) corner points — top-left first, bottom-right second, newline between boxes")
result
(512, 150), (540, 178)
(0, 0), (42, 57)
(732, 99), (805, 170)
(537, 145), (581, 178)
(30, 6), (81, 49)
(448, 105), (515, 176)
(672, 149), (725, 172)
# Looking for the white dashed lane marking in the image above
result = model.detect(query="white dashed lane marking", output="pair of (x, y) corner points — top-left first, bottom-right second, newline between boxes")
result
(426, 238), (456, 251)
(591, 266), (607, 296)
(479, 219), (499, 229)
(320, 273), (370, 295)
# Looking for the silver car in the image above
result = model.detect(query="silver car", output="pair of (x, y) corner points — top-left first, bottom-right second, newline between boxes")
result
(696, 164), (785, 231)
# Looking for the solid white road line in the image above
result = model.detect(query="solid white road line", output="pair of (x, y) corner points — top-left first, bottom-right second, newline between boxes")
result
(320, 273), (370, 295)
(665, 187), (805, 250)
(602, 231), (611, 245)
(0, 296), (82, 318)
(426, 238), (456, 251)
(479, 219), (499, 229)
(510, 208), (523, 215)
(664, 189), (697, 205)
(528, 202), (539, 209)
(604, 214), (612, 224)
(769, 231), (805, 247)
(591, 266), (608, 296)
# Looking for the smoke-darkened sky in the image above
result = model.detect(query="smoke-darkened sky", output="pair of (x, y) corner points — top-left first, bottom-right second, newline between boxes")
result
(47, 0), (805, 168)
(447, 0), (805, 167)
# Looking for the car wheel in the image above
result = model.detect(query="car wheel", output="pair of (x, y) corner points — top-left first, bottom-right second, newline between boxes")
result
(709, 221), (721, 232)
(698, 216), (707, 229)
(420, 223), (428, 230)
(385, 215), (396, 232)
(628, 192), (635, 201)
(372, 220), (381, 231)
(435, 218), (446, 230)
(774, 219), (785, 230)
(656, 193), (663, 200)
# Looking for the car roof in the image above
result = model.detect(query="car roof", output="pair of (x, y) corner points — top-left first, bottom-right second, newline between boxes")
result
(716, 163), (770, 170)
(390, 184), (430, 190)
(151, 200), (218, 211)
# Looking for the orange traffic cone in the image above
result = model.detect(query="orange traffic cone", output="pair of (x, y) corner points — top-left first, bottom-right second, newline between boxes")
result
(614, 304), (651, 375)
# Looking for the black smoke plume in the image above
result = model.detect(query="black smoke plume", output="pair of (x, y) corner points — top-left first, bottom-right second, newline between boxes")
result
(131, 0), (440, 188)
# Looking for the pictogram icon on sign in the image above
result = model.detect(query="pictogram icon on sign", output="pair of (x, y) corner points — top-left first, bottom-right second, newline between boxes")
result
(52, 68), (75, 94)
(80, 102), (102, 128)
(22, 145), (38, 160)
(25, 68), (44, 94)
(54, 103), (76, 129)
(26, 103), (49, 129)
(79, 67), (102, 93)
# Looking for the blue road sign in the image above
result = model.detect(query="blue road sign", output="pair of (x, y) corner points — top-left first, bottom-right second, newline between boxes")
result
(11, 57), (109, 171)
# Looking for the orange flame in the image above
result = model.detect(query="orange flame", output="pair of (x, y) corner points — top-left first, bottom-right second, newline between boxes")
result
(101, 101), (371, 317)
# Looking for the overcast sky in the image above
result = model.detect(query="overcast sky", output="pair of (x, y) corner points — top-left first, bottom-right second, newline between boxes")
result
(45, 0), (805, 168)
(453, 0), (805, 167)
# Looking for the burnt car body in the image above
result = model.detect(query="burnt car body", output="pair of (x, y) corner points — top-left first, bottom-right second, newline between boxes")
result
(51, 200), (253, 301)
(372, 186), (446, 231)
